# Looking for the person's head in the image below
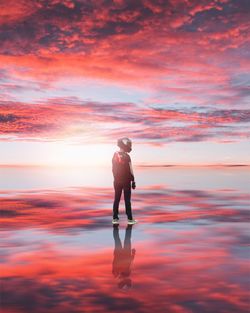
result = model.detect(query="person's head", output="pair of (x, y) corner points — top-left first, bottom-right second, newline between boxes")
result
(117, 137), (132, 153)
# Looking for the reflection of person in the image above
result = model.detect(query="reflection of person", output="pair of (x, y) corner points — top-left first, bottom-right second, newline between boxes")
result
(112, 224), (136, 289)
(112, 137), (137, 225)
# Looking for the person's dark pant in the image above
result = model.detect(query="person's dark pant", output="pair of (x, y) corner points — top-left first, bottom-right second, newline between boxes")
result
(113, 224), (132, 251)
(113, 181), (133, 220)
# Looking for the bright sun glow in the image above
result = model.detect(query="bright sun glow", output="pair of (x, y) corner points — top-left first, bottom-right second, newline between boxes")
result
(46, 143), (116, 167)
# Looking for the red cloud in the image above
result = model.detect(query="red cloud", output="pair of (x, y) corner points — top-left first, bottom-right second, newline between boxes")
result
(0, 0), (249, 149)
(1, 98), (249, 143)
(0, 0), (249, 108)
(0, 0), (40, 25)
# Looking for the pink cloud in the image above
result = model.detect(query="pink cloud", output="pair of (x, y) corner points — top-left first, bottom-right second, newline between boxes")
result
(0, 98), (249, 143)
(0, 0), (249, 152)
(0, 0), (248, 105)
(1, 185), (249, 231)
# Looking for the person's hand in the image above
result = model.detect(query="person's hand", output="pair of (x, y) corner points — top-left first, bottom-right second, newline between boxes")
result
(132, 181), (136, 189)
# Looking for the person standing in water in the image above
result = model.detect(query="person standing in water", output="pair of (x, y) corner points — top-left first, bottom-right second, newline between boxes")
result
(112, 138), (137, 225)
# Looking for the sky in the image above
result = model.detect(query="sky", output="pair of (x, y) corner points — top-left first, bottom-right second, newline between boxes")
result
(0, 0), (249, 166)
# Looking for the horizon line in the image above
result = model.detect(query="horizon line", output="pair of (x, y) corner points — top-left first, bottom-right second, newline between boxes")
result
(0, 163), (249, 168)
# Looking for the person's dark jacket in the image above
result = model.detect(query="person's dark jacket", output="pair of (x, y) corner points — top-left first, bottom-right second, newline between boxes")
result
(112, 151), (134, 184)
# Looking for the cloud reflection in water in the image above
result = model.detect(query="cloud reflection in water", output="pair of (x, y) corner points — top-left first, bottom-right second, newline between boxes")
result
(1, 184), (250, 312)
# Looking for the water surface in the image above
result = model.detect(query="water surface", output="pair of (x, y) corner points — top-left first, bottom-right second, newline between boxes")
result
(1, 167), (250, 313)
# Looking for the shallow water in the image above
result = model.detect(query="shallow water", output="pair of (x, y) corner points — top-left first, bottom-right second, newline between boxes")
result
(1, 167), (250, 313)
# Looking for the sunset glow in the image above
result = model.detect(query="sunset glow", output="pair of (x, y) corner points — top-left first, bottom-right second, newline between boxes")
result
(1, 2), (250, 313)
(0, 0), (249, 166)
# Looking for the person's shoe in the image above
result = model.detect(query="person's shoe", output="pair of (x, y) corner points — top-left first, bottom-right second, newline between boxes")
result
(127, 219), (137, 225)
(112, 218), (119, 224)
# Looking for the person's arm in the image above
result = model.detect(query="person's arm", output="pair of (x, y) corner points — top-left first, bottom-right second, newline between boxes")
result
(129, 161), (135, 181)
(129, 159), (136, 189)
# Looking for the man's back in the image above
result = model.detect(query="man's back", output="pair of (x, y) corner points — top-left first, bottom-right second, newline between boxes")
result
(112, 151), (132, 183)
